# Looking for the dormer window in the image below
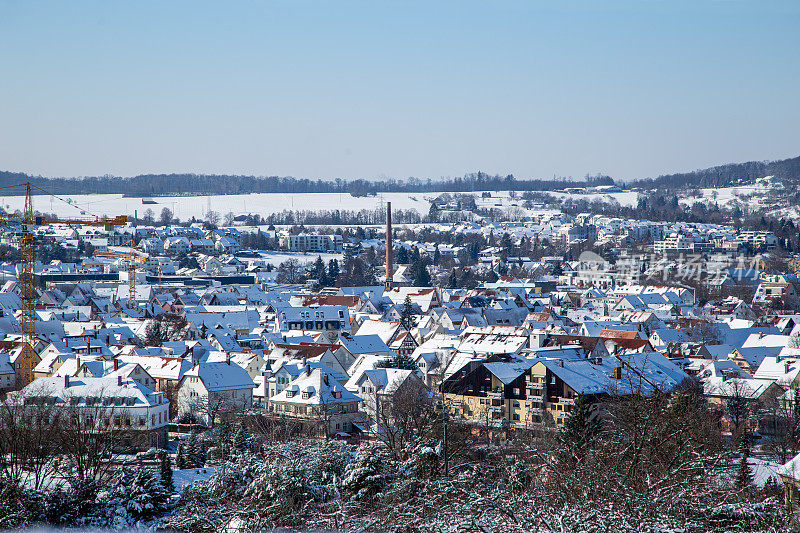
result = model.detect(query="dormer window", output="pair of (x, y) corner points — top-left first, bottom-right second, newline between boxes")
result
(286, 391), (296, 398)
(301, 392), (311, 399)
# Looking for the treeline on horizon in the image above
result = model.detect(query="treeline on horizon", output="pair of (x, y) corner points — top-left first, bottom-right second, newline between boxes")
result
(1, 154), (798, 196)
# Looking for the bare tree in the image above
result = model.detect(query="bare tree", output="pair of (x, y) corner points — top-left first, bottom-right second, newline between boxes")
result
(0, 394), (64, 489)
(160, 207), (173, 226)
(205, 210), (221, 228)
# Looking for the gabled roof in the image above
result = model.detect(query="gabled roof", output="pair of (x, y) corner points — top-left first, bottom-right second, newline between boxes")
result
(183, 361), (255, 392)
(271, 368), (361, 405)
(337, 334), (391, 355)
(483, 360), (536, 385)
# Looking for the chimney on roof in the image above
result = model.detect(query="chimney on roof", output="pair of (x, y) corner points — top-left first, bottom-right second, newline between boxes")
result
(226, 354), (231, 365)
(118, 375), (123, 386)
(323, 373), (329, 386)
(113, 358), (119, 371)
(64, 374), (69, 388)
(306, 363), (311, 376)
(613, 366), (622, 379)
(385, 201), (393, 290)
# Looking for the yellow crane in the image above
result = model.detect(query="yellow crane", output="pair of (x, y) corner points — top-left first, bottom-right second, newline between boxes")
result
(0, 182), (128, 386)
(93, 240), (148, 305)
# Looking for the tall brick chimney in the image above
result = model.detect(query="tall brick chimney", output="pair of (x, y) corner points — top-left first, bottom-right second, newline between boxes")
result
(385, 201), (393, 290)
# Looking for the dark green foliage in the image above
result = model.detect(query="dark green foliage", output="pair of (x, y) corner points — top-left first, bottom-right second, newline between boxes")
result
(233, 423), (248, 454)
(327, 258), (340, 284)
(160, 450), (174, 489)
(399, 295), (414, 330)
(560, 395), (600, 453)
(176, 443), (186, 469)
(311, 255), (327, 287)
(186, 431), (205, 468)
(376, 353), (417, 370)
(410, 259), (431, 286)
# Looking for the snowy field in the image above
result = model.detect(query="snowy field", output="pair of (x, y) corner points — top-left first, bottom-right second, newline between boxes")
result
(0, 192), (434, 221)
(2, 183), (783, 222)
(0, 189), (639, 221)
(254, 250), (343, 267)
(548, 190), (640, 207)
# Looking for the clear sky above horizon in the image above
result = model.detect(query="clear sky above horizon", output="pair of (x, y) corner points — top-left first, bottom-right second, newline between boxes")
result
(1, 1), (798, 182)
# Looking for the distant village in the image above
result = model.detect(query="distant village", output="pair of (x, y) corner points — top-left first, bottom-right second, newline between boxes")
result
(2, 192), (800, 530)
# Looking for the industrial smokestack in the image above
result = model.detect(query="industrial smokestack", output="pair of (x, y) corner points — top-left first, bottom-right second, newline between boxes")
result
(385, 201), (393, 290)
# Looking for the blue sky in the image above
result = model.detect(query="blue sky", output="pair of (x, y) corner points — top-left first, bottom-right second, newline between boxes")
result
(1, 1), (798, 181)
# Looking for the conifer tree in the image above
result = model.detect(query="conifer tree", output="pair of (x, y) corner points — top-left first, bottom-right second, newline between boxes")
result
(561, 395), (599, 454)
(175, 443), (185, 469)
(400, 295), (414, 330)
(159, 450), (173, 489)
(233, 423), (247, 454)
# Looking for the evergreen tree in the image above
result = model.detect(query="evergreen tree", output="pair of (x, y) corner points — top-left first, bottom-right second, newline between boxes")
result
(327, 258), (340, 285)
(399, 295), (414, 330)
(364, 263), (378, 286)
(552, 262), (563, 276)
(500, 232), (513, 254)
(159, 450), (173, 489)
(216, 417), (232, 457)
(311, 255), (327, 287)
(428, 202), (439, 222)
(233, 423), (247, 454)
(377, 350), (417, 370)
(411, 260), (431, 287)
(447, 270), (459, 289)
(175, 443), (185, 469)
(396, 246), (409, 265)
(561, 395), (599, 454)
(187, 431), (203, 468)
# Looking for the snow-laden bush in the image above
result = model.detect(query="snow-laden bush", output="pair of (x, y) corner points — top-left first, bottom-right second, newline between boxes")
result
(167, 440), (354, 531)
(0, 465), (173, 529)
(342, 442), (393, 501)
(108, 466), (171, 520)
(399, 441), (439, 480)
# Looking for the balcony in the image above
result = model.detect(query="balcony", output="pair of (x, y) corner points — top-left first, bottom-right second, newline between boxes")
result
(486, 389), (504, 400)
(558, 397), (576, 406)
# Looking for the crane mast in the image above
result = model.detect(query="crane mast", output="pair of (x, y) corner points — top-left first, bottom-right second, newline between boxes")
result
(11, 182), (128, 386)
(19, 183), (36, 386)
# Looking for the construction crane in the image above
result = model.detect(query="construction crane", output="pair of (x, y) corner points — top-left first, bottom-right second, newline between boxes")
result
(0, 182), (128, 386)
(93, 239), (148, 304)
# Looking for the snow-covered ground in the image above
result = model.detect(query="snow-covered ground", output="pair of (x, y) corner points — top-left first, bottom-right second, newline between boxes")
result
(548, 190), (640, 207)
(173, 466), (216, 490)
(0, 189), (636, 221)
(253, 250), (343, 267)
(2, 178), (789, 222)
(748, 456), (781, 488)
(0, 192), (432, 221)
